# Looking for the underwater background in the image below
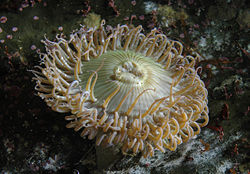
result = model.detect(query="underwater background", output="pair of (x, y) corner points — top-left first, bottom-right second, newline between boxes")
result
(0, 0), (249, 173)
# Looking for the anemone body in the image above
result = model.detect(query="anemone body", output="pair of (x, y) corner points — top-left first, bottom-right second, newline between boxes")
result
(33, 21), (209, 158)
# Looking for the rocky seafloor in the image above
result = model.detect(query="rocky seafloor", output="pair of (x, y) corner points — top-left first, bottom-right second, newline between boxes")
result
(0, 0), (249, 173)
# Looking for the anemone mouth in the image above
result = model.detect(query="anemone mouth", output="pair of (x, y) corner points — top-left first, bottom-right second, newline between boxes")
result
(32, 21), (209, 158)
(80, 50), (176, 116)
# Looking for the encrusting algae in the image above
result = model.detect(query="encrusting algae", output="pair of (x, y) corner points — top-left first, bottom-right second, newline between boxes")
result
(32, 20), (209, 158)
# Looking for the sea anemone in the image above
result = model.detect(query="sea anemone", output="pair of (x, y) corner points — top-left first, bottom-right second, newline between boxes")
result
(32, 20), (209, 158)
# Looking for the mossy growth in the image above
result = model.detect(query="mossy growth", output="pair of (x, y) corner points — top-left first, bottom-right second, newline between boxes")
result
(157, 5), (188, 27)
(83, 13), (101, 28)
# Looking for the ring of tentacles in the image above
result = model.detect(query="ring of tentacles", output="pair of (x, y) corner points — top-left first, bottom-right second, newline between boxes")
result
(33, 20), (209, 158)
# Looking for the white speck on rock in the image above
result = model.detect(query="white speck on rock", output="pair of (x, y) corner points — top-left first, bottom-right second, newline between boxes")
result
(144, 1), (158, 14)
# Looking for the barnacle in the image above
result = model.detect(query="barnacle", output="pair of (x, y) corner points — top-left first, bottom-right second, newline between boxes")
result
(32, 20), (209, 158)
